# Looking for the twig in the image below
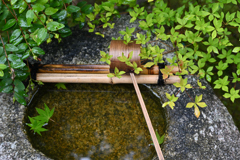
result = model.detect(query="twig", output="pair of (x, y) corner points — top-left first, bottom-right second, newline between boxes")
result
(185, 90), (194, 102)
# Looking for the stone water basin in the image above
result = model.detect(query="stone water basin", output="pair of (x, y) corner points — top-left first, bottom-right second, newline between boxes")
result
(24, 83), (166, 160)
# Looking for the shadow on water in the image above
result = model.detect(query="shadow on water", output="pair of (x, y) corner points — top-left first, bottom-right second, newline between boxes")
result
(24, 83), (167, 160)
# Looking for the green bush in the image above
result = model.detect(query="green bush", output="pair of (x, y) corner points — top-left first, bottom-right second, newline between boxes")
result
(0, 0), (240, 118)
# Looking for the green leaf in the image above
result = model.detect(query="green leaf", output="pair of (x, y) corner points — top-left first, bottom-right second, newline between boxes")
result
(5, 44), (19, 52)
(233, 47), (240, 53)
(0, 47), (3, 55)
(26, 10), (34, 25)
(47, 21), (65, 31)
(57, 10), (67, 21)
(19, 0), (28, 13)
(0, 70), (4, 77)
(81, 4), (93, 14)
(14, 79), (25, 92)
(32, 47), (45, 55)
(151, 131), (164, 145)
(1, 85), (13, 93)
(45, 7), (58, 15)
(77, 1), (87, 8)
(0, 9), (9, 21)
(144, 62), (155, 68)
(34, 103), (55, 123)
(64, 0), (72, 3)
(0, 78), (12, 87)
(79, 22), (85, 29)
(10, 29), (21, 43)
(212, 30), (217, 39)
(0, 64), (7, 70)
(2, 19), (16, 31)
(32, 3), (45, 12)
(107, 73), (115, 78)
(67, 5), (80, 13)
(186, 102), (194, 108)
(18, 16), (32, 27)
(11, 0), (18, 5)
(55, 83), (67, 89)
(27, 116), (47, 136)
(197, 102), (207, 108)
(223, 88), (240, 102)
(36, 28), (48, 45)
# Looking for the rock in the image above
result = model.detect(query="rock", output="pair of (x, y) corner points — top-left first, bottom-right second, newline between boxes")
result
(1, 15), (240, 160)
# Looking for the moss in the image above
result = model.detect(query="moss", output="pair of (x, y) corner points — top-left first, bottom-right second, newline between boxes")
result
(24, 84), (166, 160)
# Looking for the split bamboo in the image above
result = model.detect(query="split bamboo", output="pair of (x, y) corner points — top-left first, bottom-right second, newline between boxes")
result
(36, 73), (181, 84)
(37, 64), (180, 75)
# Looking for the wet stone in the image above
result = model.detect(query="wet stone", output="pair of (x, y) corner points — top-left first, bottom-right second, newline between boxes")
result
(24, 83), (166, 160)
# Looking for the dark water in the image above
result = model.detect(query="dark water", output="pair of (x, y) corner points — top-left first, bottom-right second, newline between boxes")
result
(24, 84), (166, 160)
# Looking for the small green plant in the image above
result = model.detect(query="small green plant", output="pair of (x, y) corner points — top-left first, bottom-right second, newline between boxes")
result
(27, 103), (54, 136)
(100, 51), (113, 65)
(117, 51), (143, 74)
(150, 130), (165, 145)
(186, 95), (207, 118)
(107, 67), (125, 79)
(55, 83), (67, 89)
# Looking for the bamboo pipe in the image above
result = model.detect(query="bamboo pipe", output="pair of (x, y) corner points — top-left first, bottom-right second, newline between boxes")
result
(37, 64), (180, 75)
(130, 73), (164, 160)
(36, 73), (181, 84)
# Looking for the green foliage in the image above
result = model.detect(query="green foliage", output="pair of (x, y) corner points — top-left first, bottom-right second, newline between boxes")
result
(119, 27), (135, 44)
(162, 93), (178, 109)
(107, 67), (125, 79)
(100, 51), (112, 65)
(27, 103), (54, 136)
(55, 83), (67, 90)
(151, 130), (165, 146)
(174, 78), (192, 92)
(186, 95), (207, 118)
(117, 51), (143, 74)
(223, 88), (240, 102)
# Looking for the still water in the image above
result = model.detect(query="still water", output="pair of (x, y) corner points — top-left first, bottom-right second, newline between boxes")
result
(25, 84), (166, 160)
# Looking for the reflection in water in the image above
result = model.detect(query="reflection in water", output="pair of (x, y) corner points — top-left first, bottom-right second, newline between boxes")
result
(24, 84), (166, 160)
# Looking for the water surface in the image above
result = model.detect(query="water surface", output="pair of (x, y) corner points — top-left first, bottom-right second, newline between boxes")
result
(25, 84), (166, 160)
